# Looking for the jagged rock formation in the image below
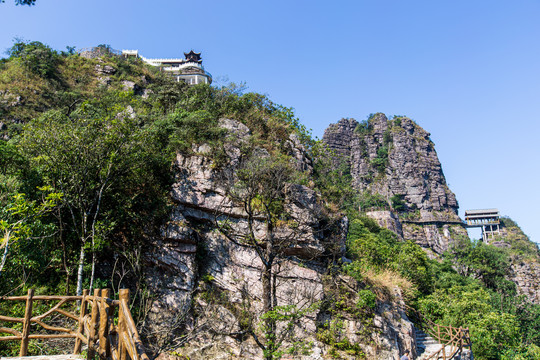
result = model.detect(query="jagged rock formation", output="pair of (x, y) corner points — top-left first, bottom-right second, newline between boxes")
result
(145, 119), (416, 359)
(323, 115), (540, 307)
(509, 259), (540, 304)
(490, 219), (540, 304)
(323, 114), (457, 212)
(323, 114), (468, 255)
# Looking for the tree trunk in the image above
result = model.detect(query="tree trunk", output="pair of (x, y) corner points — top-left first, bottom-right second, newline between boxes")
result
(89, 248), (95, 292)
(0, 231), (11, 275)
(89, 183), (105, 293)
(262, 232), (276, 360)
(76, 243), (85, 296)
(262, 262), (275, 360)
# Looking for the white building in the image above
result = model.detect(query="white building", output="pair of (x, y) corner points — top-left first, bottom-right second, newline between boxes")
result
(122, 50), (212, 85)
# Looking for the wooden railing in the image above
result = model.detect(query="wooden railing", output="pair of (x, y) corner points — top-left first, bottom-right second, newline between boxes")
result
(422, 323), (471, 360)
(401, 304), (472, 360)
(0, 288), (149, 360)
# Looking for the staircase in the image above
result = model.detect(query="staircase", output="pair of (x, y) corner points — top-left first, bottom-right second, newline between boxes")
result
(415, 328), (448, 359)
(415, 327), (472, 360)
(401, 302), (472, 360)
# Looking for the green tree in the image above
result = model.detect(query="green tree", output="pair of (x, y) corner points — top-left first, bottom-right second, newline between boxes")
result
(471, 312), (520, 359)
(7, 40), (59, 78)
(0, 0), (35, 5)
(0, 188), (60, 275)
(18, 94), (167, 295)
(396, 240), (433, 294)
(346, 216), (398, 270)
(217, 154), (316, 360)
(447, 238), (513, 293)
(390, 194), (406, 211)
(419, 285), (522, 360)
(311, 141), (358, 212)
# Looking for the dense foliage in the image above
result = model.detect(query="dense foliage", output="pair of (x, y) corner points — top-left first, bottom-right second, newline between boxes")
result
(345, 216), (540, 359)
(0, 0), (36, 5)
(0, 40), (316, 357)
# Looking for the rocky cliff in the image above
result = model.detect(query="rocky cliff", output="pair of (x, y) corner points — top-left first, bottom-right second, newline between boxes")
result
(323, 115), (540, 305)
(144, 119), (416, 360)
(323, 114), (468, 255)
(490, 218), (540, 304)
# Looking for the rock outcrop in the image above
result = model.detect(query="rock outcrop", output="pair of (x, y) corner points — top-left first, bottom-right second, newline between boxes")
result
(491, 219), (540, 304)
(508, 259), (540, 304)
(323, 114), (457, 212)
(323, 114), (468, 255)
(323, 115), (540, 306)
(145, 119), (416, 359)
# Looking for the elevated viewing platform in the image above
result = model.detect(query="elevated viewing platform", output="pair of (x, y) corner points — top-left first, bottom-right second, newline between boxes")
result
(464, 209), (500, 226)
(122, 49), (212, 85)
(464, 209), (500, 241)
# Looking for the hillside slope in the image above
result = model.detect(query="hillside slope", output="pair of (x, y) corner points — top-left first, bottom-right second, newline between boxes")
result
(1, 41), (539, 360)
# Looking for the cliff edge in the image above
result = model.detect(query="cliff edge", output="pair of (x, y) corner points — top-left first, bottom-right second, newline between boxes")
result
(323, 114), (468, 255)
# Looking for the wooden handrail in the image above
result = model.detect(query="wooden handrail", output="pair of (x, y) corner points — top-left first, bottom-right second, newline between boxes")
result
(0, 288), (149, 360)
(398, 303), (472, 360)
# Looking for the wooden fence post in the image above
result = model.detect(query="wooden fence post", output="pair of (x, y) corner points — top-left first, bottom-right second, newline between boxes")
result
(19, 288), (34, 356)
(443, 342), (447, 360)
(87, 288), (100, 360)
(99, 289), (111, 358)
(74, 289), (89, 354)
(118, 289), (130, 360)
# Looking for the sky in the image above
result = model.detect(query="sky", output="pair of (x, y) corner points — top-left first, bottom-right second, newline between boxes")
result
(1, 0), (539, 244)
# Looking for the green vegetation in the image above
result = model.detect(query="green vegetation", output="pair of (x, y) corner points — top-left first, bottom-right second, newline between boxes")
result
(343, 214), (540, 359)
(0, 0), (36, 6)
(345, 216), (432, 297)
(498, 217), (540, 260)
(353, 113), (393, 174)
(390, 194), (406, 211)
(0, 40), (319, 358)
(0, 40), (539, 360)
(370, 145), (389, 173)
(317, 318), (365, 358)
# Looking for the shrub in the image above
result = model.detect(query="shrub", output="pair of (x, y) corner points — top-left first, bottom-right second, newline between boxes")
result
(356, 289), (377, 310)
(8, 40), (59, 79)
(371, 145), (389, 172)
(396, 241), (433, 295)
(390, 194), (406, 211)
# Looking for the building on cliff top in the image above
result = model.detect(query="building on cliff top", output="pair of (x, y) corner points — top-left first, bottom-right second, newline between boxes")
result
(121, 49), (212, 85)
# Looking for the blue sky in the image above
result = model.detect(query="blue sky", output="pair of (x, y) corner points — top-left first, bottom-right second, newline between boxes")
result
(1, 0), (539, 244)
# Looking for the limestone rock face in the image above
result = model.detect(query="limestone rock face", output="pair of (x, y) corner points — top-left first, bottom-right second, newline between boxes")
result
(365, 210), (404, 238)
(491, 221), (540, 304)
(400, 214), (469, 256)
(323, 114), (467, 254)
(145, 119), (416, 359)
(323, 115), (457, 212)
(508, 259), (540, 304)
(322, 118), (357, 167)
(94, 64), (117, 75)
